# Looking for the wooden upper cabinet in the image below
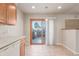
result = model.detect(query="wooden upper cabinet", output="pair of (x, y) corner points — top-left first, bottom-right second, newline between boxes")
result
(0, 3), (16, 25)
(0, 4), (7, 23)
(7, 4), (17, 25)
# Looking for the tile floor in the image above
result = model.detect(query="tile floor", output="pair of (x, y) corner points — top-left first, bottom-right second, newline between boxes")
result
(25, 45), (74, 56)
(32, 37), (42, 43)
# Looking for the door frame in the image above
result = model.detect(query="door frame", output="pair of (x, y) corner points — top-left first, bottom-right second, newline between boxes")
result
(30, 18), (46, 45)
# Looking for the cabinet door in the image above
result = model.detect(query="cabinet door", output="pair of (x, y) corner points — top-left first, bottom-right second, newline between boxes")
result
(0, 4), (7, 23)
(20, 39), (26, 56)
(7, 4), (16, 25)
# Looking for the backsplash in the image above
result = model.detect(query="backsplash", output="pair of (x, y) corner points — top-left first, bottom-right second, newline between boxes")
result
(0, 24), (8, 37)
(65, 19), (79, 29)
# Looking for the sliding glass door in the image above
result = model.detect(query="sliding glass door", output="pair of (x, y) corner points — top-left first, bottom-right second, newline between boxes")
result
(30, 19), (46, 44)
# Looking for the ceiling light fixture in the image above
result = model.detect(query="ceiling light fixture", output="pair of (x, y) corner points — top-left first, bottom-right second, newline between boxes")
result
(58, 6), (62, 9)
(32, 6), (35, 9)
(45, 6), (48, 9)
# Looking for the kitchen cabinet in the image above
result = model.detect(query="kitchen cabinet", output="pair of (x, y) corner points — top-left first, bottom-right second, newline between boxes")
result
(62, 29), (79, 54)
(0, 4), (7, 23)
(20, 38), (26, 56)
(7, 4), (16, 25)
(0, 3), (16, 25)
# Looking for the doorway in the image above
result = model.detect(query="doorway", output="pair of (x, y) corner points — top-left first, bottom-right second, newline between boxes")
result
(30, 18), (46, 45)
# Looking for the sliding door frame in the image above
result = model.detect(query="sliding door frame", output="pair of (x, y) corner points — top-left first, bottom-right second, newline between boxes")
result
(30, 18), (46, 45)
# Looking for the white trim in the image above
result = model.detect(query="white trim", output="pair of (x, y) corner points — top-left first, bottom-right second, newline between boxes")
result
(55, 43), (63, 46)
(62, 44), (77, 54)
(55, 43), (79, 55)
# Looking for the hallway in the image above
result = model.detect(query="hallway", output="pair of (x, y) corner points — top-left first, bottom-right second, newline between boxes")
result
(25, 45), (73, 56)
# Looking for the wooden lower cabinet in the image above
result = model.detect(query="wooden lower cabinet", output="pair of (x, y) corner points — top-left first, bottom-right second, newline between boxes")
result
(20, 38), (26, 56)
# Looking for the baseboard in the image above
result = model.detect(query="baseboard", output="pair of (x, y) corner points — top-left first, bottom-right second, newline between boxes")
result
(55, 43), (63, 46)
(62, 44), (77, 54)
(55, 43), (79, 55)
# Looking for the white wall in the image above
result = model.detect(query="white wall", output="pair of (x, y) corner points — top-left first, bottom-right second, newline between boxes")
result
(63, 30), (79, 54)
(48, 19), (54, 45)
(76, 30), (79, 52)
(63, 30), (76, 52)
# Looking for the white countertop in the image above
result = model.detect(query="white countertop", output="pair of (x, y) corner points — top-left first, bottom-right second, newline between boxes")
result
(0, 36), (26, 49)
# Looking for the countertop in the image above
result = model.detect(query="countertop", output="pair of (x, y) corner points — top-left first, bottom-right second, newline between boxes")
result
(0, 36), (26, 50)
(61, 28), (79, 30)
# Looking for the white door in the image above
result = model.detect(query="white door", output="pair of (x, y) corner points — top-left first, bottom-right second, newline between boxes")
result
(48, 19), (54, 45)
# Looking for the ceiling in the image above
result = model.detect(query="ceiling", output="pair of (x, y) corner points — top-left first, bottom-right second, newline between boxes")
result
(16, 3), (79, 14)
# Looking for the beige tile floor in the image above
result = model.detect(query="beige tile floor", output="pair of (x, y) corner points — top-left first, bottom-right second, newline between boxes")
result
(25, 45), (74, 56)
